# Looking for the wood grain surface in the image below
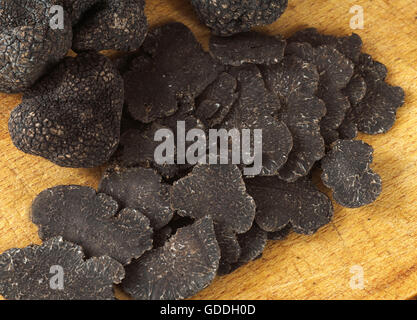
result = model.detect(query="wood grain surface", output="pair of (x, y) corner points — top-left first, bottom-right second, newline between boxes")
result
(1, 0), (416, 300)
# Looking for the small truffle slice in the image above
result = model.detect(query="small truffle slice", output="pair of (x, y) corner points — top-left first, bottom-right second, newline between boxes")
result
(0, 0), (73, 93)
(245, 176), (334, 234)
(261, 55), (326, 181)
(191, 0), (288, 36)
(122, 216), (220, 300)
(196, 72), (238, 128)
(352, 54), (405, 134)
(214, 224), (241, 276)
(321, 139), (382, 208)
(72, 0), (148, 52)
(31, 185), (153, 265)
(234, 224), (268, 268)
(0, 237), (124, 300)
(209, 32), (286, 66)
(224, 64), (293, 176)
(98, 166), (174, 230)
(268, 224), (292, 240)
(338, 110), (358, 140)
(171, 164), (256, 234)
(8, 52), (124, 168)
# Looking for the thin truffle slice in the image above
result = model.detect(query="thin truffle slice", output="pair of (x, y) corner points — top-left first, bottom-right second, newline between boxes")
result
(261, 55), (326, 181)
(9, 52), (124, 168)
(209, 32), (286, 66)
(122, 216), (220, 300)
(321, 139), (382, 208)
(245, 176), (334, 234)
(234, 224), (268, 267)
(191, 0), (288, 36)
(72, 0), (148, 52)
(214, 224), (240, 276)
(268, 224), (291, 240)
(0, 237), (124, 300)
(171, 164), (256, 234)
(31, 185), (153, 265)
(98, 166), (174, 230)
(0, 0), (72, 93)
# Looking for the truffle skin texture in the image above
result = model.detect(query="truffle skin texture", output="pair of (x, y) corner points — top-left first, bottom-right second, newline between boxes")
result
(0, 0), (72, 93)
(72, 0), (148, 52)
(245, 176), (334, 234)
(261, 55), (326, 181)
(9, 52), (124, 168)
(0, 237), (125, 300)
(209, 32), (286, 66)
(191, 0), (288, 36)
(98, 166), (174, 230)
(62, 0), (100, 25)
(171, 164), (256, 234)
(122, 216), (220, 300)
(31, 185), (153, 265)
(321, 140), (382, 208)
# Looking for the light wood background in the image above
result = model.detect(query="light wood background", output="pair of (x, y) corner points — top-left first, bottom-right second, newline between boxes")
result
(0, 0), (416, 300)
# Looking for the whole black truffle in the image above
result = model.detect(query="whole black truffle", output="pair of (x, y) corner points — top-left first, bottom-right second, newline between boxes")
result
(0, 0), (72, 93)
(8, 52), (124, 168)
(191, 0), (288, 36)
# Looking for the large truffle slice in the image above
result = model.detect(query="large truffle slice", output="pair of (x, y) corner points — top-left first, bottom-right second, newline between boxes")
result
(191, 0), (288, 36)
(0, 0), (72, 93)
(321, 139), (382, 208)
(72, 0), (148, 52)
(122, 216), (220, 300)
(261, 55), (326, 181)
(98, 166), (174, 230)
(245, 176), (334, 234)
(209, 32), (286, 66)
(9, 52), (124, 168)
(31, 185), (153, 265)
(224, 64), (293, 176)
(124, 23), (222, 123)
(0, 237), (124, 300)
(171, 164), (256, 234)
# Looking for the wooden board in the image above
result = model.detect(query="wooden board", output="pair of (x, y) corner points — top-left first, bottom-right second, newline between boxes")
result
(0, 0), (416, 300)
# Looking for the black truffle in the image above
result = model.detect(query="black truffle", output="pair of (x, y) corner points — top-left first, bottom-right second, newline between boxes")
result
(122, 216), (220, 300)
(0, 0), (72, 93)
(214, 224), (240, 276)
(0, 237), (124, 300)
(191, 0), (288, 36)
(31, 185), (153, 265)
(9, 52), (124, 168)
(321, 139), (382, 208)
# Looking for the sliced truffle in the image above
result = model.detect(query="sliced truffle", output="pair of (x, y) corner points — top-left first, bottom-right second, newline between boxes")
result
(224, 64), (293, 176)
(9, 52), (124, 168)
(209, 32), (286, 66)
(171, 164), (256, 234)
(0, 0), (72, 93)
(234, 224), (268, 268)
(0, 237), (124, 300)
(122, 216), (220, 300)
(245, 176), (334, 234)
(72, 0), (148, 52)
(214, 224), (240, 276)
(31, 185), (153, 265)
(124, 23), (222, 123)
(191, 0), (288, 36)
(62, 0), (100, 25)
(98, 166), (174, 230)
(351, 54), (405, 134)
(321, 139), (382, 208)
(261, 55), (326, 181)
(268, 224), (292, 240)
(338, 110), (358, 140)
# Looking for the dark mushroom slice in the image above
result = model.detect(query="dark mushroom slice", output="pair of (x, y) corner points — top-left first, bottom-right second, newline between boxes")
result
(209, 32), (286, 66)
(245, 176), (334, 235)
(72, 0), (148, 52)
(261, 55), (326, 181)
(122, 216), (220, 300)
(268, 224), (292, 240)
(31, 185), (153, 265)
(321, 139), (382, 208)
(0, 0), (72, 93)
(214, 224), (241, 276)
(233, 223), (268, 268)
(8, 52), (124, 168)
(0, 237), (124, 300)
(98, 166), (174, 230)
(171, 164), (256, 234)
(190, 0), (288, 36)
(62, 0), (100, 25)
